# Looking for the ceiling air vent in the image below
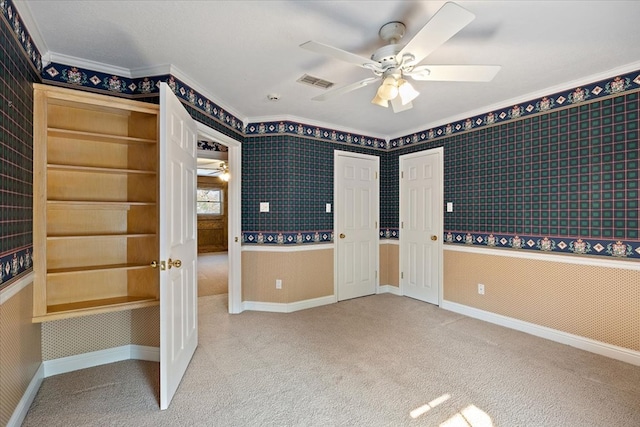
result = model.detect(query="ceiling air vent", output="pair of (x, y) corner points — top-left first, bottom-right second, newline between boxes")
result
(297, 74), (334, 89)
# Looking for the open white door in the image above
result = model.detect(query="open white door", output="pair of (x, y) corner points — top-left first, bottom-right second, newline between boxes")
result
(334, 151), (379, 301)
(159, 82), (198, 410)
(399, 148), (443, 305)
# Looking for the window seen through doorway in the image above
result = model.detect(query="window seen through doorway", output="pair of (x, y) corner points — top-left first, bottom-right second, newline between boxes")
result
(197, 188), (223, 215)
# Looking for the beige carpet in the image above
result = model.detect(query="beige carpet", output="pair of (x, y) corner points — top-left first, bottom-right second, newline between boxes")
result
(23, 294), (640, 426)
(197, 252), (228, 297)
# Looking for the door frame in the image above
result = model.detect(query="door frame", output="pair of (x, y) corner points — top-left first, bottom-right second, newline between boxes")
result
(196, 122), (243, 314)
(399, 147), (444, 306)
(333, 150), (380, 300)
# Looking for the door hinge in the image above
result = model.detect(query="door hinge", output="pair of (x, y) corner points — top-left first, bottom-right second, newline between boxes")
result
(375, 171), (378, 179)
(375, 221), (378, 228)
(401, 272), (404, 279)
(401, 221), (404, 229)
(401, 171), (404, 179)
(375, 270), (378, 279)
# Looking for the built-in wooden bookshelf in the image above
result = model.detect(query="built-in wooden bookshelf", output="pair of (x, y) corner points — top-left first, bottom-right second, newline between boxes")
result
(32, 84), (160, 322)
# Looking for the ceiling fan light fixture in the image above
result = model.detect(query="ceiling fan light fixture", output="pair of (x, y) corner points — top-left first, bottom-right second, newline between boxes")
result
(397, 79), (419, 105)
(371, 93), (389, 108)
(377, 76), (399, 101)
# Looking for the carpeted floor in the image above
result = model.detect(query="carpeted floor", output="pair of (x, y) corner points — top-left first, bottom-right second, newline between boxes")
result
(22, 293), (640, 426)
(197, 252), (228, 297)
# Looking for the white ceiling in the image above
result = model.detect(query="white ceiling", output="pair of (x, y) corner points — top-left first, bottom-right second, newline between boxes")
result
(17, 0), (640, 140)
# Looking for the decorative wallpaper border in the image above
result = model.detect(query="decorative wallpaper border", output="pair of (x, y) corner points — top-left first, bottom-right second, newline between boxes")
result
(390, 70), (640, 149)
(1, 0), (42, 73)
(0, 247), (32, 286)
(444, 232), (640, 259)
(244, 121), (386, 150)
(243, 231), (333, 245)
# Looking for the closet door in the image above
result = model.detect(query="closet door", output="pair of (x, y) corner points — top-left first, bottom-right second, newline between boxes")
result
(158, 82), (198, 410)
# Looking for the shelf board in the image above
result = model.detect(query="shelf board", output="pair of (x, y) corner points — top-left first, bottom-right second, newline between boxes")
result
(33, 297), (159, 323)
(47, 200), (156, 209)
(48, 164), (156, 175)
(47, 233), (156, 240)
(47, 263), (152, 276)
(48, 127), (157, 145)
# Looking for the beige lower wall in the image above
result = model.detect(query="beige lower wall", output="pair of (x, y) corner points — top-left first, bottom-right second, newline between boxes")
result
(380, 242), (399, 287)
(444, 248), (640, 352)
(0, 281), (41, 426)
(42, 306), (160, 361)
(242, 247), (334, 303)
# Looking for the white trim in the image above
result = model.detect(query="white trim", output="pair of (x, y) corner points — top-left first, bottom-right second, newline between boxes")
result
(444, 243), (640, 270)
(0, 272), (34, 305)
(43, 345), (160, 378)
(241, 243), (333, 253)
(441, 300), (640, 367)
(377, 285), (402, 296)
(243, 295), (336, 313)
(43, 52), (133, 77)
(196, 122), (243, 315)
(7, 363), (44, 427)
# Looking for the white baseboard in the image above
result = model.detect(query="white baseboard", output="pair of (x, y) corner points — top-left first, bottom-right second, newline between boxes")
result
(7, 363), (44, 427)
(243, 295), (336, 313)
(43, 345), (160, 377)
(441, 300), (640, 367)
(377, 284), (401, 295)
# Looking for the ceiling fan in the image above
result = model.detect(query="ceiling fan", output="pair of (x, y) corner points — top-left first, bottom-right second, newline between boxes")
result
(300, 2), (500, 113)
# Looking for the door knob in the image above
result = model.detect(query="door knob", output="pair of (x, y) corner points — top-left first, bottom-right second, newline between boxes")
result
(151, 260), (166, 270)
(431, 235), (438, 241)
(168, 258), (182, 269)
(339, 233), (346, 239)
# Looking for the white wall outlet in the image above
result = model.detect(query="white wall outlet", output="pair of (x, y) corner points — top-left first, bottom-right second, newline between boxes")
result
(325, 203), (331, 213)
(260, 202), (269, 212)
(447, 202), (454, 212)
(478, 283), (485, 295)
(275, 279), (282, 289)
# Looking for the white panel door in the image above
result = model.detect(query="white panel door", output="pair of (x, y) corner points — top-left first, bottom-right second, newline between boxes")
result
(400, 148), (443, 305)
(159, 83), (198, 410)
(335, 151), (379, 301)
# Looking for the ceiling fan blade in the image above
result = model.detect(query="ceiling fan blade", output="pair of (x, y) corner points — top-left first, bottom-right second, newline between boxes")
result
(312, 77), (379, 101)
(391, 96), (413, 113)
(300, 41), (379, 69)
(408, 65), (501, 82)
(397, 2), (475, 66)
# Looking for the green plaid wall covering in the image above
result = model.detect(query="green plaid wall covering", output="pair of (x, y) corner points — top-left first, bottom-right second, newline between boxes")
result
(241, 135), (376, 245)
(0, 6), (39, 290)
(388, 91), (640, 258)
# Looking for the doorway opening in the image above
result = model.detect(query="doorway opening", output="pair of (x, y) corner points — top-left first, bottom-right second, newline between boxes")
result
(196, 122), (242, 314)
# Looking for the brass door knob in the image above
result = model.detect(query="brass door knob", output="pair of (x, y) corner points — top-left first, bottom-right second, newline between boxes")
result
(339, 233), (346, 239)
(168, 258), (182, 269)
(151, 260), (166, 270)
(431, 235), (438, 241)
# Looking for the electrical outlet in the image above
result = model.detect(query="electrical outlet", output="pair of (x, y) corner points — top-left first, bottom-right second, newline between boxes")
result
(478, 283), (485, 295)
(275, 279), (282, 289)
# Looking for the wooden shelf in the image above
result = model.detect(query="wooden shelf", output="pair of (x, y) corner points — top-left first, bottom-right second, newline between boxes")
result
(48, 164), (156, 175)
(33, 297), (160, 323)
(47, 200), (156, 209)
(47, 263), (151, 276)
(48, 127), (157, 145)
(47, 233), (155, 240)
